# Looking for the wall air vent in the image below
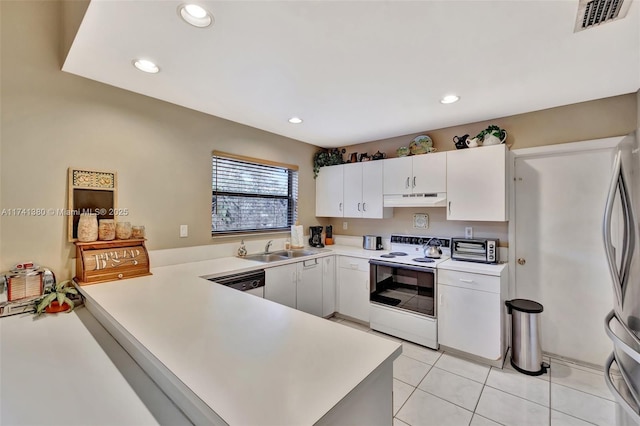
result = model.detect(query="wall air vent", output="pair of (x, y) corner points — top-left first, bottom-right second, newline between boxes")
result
(574, 0), (633, 32)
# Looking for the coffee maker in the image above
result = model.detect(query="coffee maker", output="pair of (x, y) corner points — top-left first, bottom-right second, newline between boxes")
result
(309, 226), (324, 248)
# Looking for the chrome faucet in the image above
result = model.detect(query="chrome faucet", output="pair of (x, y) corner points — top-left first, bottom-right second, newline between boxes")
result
(264, 240), (273, 254)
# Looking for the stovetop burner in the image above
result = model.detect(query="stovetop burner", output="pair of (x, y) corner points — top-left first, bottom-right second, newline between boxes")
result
(389, 252), (408, 256)
(379, 254), (396, 258)
(412, 257), (436, 263)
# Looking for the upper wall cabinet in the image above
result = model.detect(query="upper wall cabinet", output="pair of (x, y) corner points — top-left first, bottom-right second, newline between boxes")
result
(316, 162), (391, 218)
(446, 144), (508, 221)
(383, 153), (447, 195)
(343, 162), (392, 219)
(316, 164), (344, 217)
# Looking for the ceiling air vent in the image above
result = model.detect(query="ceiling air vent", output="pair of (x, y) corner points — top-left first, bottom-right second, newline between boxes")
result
(574, 0), (633, 32)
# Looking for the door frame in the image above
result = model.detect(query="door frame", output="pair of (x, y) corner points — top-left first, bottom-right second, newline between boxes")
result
(508, 136), (624, 299)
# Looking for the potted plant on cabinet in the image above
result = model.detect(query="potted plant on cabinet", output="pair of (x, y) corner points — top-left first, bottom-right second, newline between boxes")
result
(35, 279), (79, 315)
(313, 148), (346, 178)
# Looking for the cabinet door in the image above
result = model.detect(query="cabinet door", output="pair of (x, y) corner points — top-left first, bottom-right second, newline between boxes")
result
(298, 259), (323, 317)
(265, 264), (297, 309)
(322, 256), (336, 317)
(362, 161), (388, 218)
(438, 283), (501, 360)
(447, 144), (507, 221)
(316, 165), (344, 217)
(337, 259), (370, 323)
(412, 152), (446, 194)
(343, 163), (363, 218)
(383, 157), (413, 195)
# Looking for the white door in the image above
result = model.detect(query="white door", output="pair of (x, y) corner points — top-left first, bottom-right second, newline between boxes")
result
(298, 259), (323, 317)
(343, 163), (363, 218)
(412, 152), (447, 194)
(265, 264), (297, 309)
(383, 157), (412, 195)
(315, 165), (344, 217)
(362, 161), (385, 218)
(514, 148), (615, 365)
(337, 269), (370, 322)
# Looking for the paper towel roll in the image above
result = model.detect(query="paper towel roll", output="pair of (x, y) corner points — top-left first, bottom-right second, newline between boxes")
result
(291, 225), (304, 248)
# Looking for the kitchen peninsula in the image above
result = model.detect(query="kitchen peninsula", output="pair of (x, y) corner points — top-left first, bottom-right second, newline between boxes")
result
(78, 253), (402, 426)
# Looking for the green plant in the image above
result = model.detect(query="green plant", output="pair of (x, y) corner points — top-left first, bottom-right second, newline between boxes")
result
(313, 148), (345, 178)
(35, 279), (78, 315)
(476, 125), (505, 142)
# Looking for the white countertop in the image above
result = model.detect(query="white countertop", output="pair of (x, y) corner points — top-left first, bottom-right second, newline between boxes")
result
(0, 307), (189, 425)
(80, 249), (402, 425)
(438, 259), (508, 276)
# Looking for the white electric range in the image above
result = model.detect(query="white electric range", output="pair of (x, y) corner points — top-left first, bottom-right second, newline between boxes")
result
(368, 234), (451, 349)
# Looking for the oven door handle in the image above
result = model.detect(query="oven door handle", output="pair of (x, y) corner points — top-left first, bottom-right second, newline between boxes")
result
(369, 259), (435, 273)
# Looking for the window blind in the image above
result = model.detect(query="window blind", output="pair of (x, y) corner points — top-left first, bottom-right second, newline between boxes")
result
(212, 153), (298, 235)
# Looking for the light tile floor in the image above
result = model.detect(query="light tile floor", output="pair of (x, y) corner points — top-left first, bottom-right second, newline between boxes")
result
(328, 316), (619, 426)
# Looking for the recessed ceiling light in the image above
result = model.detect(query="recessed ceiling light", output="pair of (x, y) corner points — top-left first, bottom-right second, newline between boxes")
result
(133, 59), (159, 74)
(288, 117), (303, 124)
(440, 95), (460, 104)
(178, 3), (213, 28)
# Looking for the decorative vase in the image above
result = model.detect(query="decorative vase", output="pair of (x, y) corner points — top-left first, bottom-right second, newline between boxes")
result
(45, 301), (71, 313)
(77, 213), (98, 242)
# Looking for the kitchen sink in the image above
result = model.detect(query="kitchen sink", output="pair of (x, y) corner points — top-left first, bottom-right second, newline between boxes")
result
(243, 249), (325, 263)
(243, 253), (289, 262)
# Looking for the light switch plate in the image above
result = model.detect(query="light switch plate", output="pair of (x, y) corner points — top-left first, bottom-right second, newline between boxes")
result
(413, 213), (428, 229)
(180, 224), (188, 238)
(465, 227), (473, 239)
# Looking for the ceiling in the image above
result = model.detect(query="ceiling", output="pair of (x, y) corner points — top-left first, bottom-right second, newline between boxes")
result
(63, 0), (640, 148)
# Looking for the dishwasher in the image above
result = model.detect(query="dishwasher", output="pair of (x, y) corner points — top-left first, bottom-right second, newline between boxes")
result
(207, 269), (265, 298)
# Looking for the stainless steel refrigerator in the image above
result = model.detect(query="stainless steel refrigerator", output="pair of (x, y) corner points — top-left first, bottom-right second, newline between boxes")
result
(603, 132), (640, 425)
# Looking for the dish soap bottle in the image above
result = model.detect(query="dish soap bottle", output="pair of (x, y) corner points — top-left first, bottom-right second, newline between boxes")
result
(237, 240), (247, 257)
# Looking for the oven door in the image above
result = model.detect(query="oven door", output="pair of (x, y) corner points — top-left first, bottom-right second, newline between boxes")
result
(369, 260), (436, 318)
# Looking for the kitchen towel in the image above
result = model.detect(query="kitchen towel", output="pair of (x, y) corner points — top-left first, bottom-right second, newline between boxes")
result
(291, 225), (304, 248)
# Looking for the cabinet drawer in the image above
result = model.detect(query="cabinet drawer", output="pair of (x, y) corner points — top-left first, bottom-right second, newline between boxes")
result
(438, 269), (500, 293)
(338, 256), (370, 272)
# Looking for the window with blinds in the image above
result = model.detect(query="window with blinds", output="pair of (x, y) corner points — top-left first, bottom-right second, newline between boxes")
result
(212, 152), (298, 235)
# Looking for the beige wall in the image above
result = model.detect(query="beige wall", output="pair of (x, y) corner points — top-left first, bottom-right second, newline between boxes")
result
(328, 94), (637, 240)
(0, 1), (323, 277)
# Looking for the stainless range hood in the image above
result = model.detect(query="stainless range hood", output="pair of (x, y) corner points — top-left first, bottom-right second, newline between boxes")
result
(383, 193), (447, 208)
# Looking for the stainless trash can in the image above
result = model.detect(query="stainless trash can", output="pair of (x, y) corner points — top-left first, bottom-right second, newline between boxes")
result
(505, 299), (549, 376)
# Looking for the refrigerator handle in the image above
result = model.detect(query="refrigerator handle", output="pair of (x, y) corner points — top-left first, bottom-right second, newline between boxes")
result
(605, 352), (640, 424)
(605, 310), (640, 364)
(603, 151), (631, 309)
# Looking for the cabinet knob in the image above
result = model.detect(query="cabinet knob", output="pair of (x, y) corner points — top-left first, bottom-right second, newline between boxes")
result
(117, 273), (124, 279)
(517, 258), (526, 265)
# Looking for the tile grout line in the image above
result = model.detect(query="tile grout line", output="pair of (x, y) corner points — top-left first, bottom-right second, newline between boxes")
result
(394, 363), (434, 421)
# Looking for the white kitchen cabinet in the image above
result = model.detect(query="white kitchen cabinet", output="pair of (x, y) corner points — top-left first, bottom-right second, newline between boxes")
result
(265, 259), (324, 316)
(337, 256), (370, 323)
(383, 153), (446, 195)
(316, 164), (344, 217)
(446, 144), (507, 221)
(322, 256), (336, 317)
(344, 162), (392, 219)
(297, 258), (323, 317)
(265, 263), (297, 309)
(437, 264), (507, 363)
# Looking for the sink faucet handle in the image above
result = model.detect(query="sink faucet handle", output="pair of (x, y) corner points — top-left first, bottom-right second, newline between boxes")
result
(265, 240), (273, 253)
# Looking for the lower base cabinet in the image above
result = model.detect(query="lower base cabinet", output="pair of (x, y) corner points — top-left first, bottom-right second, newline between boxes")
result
(337, 256), (370, 323)
(265, 263), (297, 309)
(322, 256), (336, 317)
(437, 267), (507, 361)
(265, 258), (324, 316)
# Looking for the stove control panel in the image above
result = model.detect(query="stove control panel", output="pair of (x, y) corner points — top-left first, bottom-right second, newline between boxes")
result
(390, 235), (450, 249)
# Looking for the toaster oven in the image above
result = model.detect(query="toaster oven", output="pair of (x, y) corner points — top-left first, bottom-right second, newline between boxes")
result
(451, 238), (499, 264)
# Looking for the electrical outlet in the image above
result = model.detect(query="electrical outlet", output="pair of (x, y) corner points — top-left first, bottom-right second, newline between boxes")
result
(465, 227), (473, 239)
(342, 221), (348, 230)
(180, 224), (188, 238)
